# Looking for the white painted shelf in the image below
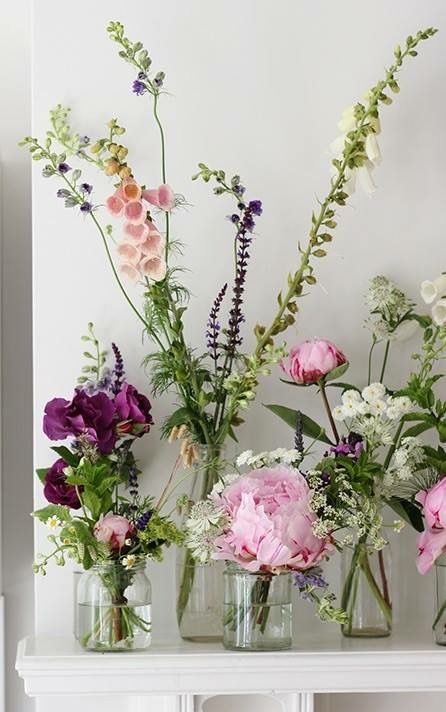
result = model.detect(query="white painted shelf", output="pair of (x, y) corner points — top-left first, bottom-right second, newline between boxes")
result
(16, 631), (446, 698)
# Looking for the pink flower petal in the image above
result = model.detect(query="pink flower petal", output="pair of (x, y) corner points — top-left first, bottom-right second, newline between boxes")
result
(140, 254), (167, 282)
(119, 262), (140, 282)
(142, 188), (160, 208)
(158, 184), (175, 211)
(124, 200), (146, 225)
(106, 194), (125, 217)
(117, 242), (141, 265)
(140, 230), (165, 256)
(123, 222), (150, 243)
(121, 178), (142, 203)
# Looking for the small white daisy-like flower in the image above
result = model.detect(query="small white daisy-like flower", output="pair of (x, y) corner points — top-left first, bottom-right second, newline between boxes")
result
(281, 449), (302, 465)
(236, 450), (253, 467)
(46, 516), (61, 530)
(268, 447), (288, 461)
(386, 406), (399, 420)
(341, 400), (360, 417)
(124, 538), (133, 547)
(362, 383), (386, 403)
(368, 399), (387, 416)
(332, 405), (346, 421)
(341, 389), (361, 405)
(122, 555), (136, 570)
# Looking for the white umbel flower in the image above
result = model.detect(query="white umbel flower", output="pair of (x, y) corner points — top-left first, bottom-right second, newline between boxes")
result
(342, 389), (361, 405)
(236, 450), (253, 467)
(362, 383), (386, 403)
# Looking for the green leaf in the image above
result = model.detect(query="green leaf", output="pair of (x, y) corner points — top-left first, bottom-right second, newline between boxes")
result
(50, 446), (79, 467)
(264, 404), (332, 445)
(386, 497), (423, 532)
(36, 467), (49, 484)
(227, 425), (239, 443)
(324, 362), (349, 383)
(33, 504), (72, 524)
(326, 382), (360, 392)
(402, 422), (434, 438)
(82, 489), (102, 520)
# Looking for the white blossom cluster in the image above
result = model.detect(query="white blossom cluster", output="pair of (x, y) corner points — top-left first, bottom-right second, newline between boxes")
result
(421, 273), (446, 326)
(332, 384), (413, 450)
(383, 436), (424, 490)
(184, 500), (227, 564)
(366, 276), (415, 342)
(330, 105), (381, 196)
(307, 470), (386, 550)
(236, 448), (303, 470)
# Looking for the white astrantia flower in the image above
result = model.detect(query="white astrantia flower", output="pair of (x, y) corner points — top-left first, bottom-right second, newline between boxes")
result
(186, 500), (226, 534)
(432, 298), (446, 326)
(362, 383), (386, 403)
(236, 450), (253, 467)
(365, 133), (381, 166)
(122, 555), (136, 570)
(46, 516), (61, 530)
(420, 274), (446, 305)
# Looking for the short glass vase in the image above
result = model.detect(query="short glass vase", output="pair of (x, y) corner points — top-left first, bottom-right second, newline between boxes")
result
(434, 553), (446, 645)
(341, 539), (392, 638)
(223, 563), (292, 651)
(75, 560), (152, 651)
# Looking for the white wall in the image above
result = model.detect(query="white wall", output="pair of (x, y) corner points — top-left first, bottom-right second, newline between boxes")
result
(0, 1), (34, 712)
(28, 0), (446, 711)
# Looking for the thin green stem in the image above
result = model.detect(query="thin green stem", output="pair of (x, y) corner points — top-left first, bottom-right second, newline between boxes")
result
(379, 340), (390, 383)
(368, 338), (377, 385)
(319, 381), (339, 443)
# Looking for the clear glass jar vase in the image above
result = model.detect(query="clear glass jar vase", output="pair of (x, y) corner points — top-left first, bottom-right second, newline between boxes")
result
(341, 539), (392, 638)
(76, 560), (151, 651)
(223, 563), (292, 651)
(177, 444), (224, 641)
(434, 553), (446, 645)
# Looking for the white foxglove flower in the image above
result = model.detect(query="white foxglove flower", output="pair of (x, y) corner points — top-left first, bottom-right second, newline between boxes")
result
(337, 105), (356, 133)
(357, 162), (377, 195)
(362, 383), (386, 403)
(420, 274), (446, 304)
(432, 298), (446, 326)
(365, 133), (382, 166)
(330, 135), (347, 158)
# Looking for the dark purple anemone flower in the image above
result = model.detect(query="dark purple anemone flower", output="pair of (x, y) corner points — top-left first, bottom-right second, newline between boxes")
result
(132, 79), (147, 96)
(80, 183), (93, 194)
(58, 162), (71, 174)
(80, 202), (93, 213)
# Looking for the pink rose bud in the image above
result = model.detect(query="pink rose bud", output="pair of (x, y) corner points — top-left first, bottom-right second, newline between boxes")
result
(140, 254), (167, 282)
(106, 194), (125, 217)
(119, 262), (140, 282)
(281, 339), (347, 385)
(117, 241), (141, 265)
(93, 513), (134, 552)
(124, 200), (146, 225)
(123, 221), (150, 243)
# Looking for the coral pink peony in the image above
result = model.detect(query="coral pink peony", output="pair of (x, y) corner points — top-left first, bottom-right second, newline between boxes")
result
(123, 221), (150, 243)
(281, 339), (347, 385)
(212, 466), (332, 573)
(117, 242), (141, 265)
(123, 200), (146, 225)
(94, 513), (134, 551)
(106, 194), (125, 217)
(416, 528), (446, 574)
(142, 184), (175, 211)
(416, 477), (446, 531)
(140, 254), (167, 282)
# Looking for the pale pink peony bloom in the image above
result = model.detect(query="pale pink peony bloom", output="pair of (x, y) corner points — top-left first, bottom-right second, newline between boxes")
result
(106, 194), (125, 217)
(281, 339), (347, 385)
(124, 200), (146, 225)
(142, 184), (175, 211)
(121, 178), (142, 202)
(416, 528), (446, 574)
(117, 242), (141, 265)
(212, 466), (332, 573)
(140, 230), (165, 256)
(123, 221), (150, 243)
(93, 513), (134, 552)
(416, 478), (446, 531)
(140, 254), (167, 282)
(119, 262), (140, 282)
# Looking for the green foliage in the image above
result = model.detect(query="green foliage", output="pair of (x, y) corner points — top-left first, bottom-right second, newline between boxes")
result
(33, 504), (72, 524)
(264, 404), (332, 445)
(137, 512), (184, 561)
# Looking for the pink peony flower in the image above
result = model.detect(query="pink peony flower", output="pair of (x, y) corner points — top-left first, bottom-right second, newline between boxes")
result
(212, 466), (332, 573)
(124, 200), (146, 225)
(140, 254), (167, 282)
(416, 528), (446, 574)
(142, 184), (175, 211)
(106, 194), (125, 217)
(94, 513), (134, 552)
(119, 263), (140, 282)
(117, 242), (141, 265)
(416, 477), (446, 530)
(123, 221), (150, 243)
(281, 339), (347, 385)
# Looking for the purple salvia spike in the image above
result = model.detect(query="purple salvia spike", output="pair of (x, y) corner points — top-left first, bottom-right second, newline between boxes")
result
(111, 342), (125, 395)
(206, 283), (228, 361)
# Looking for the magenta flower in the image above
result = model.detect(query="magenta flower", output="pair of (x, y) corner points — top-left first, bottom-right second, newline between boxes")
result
(281, 339), (347, 385)
(43, 389), (117, 454)
(43, 458), (81, 509)
(114, 382), (153, 437)
(212, 466), (332, 573)
(416, 477), (446, 530)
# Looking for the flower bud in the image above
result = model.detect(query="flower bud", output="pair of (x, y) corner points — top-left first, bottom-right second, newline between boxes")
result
(104, 159), (120, 176)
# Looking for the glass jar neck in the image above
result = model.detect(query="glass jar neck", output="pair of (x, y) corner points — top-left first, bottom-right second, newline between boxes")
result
(224, 562), (288, 577)
(92, 559), (147, 574)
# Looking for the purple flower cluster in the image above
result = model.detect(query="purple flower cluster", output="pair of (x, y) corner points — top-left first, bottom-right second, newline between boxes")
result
(136, 510), (152, 531)
(58, 162), (71, 174)
(226, 198), (263, 355)
(206, 283), (228, 361)
(132, 79), (147, 96)
(111, 342), (125, 395)
(293, 568), (328, 600)
(330, 432), (363, 459)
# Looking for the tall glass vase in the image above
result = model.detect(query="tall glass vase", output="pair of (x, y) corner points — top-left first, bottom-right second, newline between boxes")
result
(341, 539), (392, 638)
(434, 554), (446, 645)
(176, 444), (225, 641)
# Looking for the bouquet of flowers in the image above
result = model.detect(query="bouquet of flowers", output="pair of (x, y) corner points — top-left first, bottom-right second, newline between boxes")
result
(185, 449), (345, 649)
(21, 21), (436, 631)
(33, 325), (182, 650)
